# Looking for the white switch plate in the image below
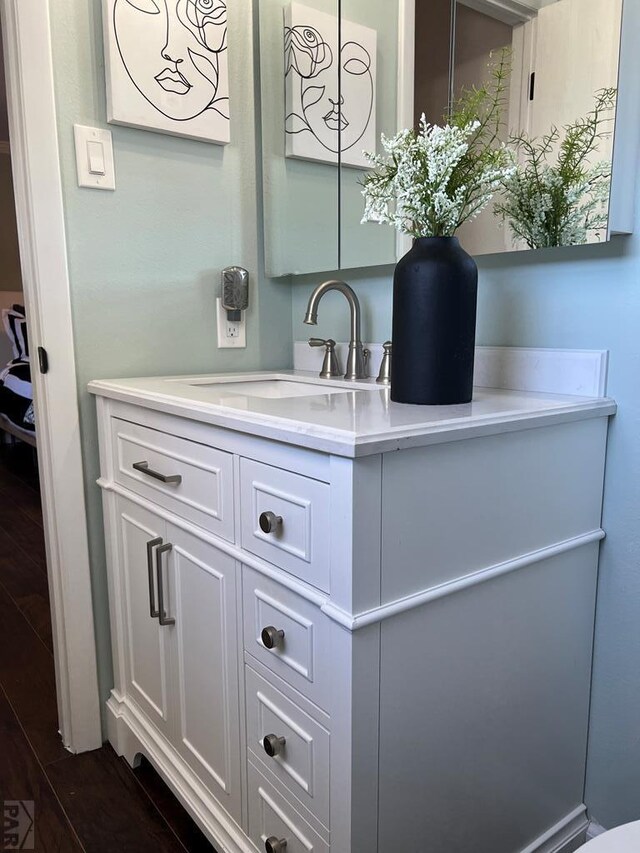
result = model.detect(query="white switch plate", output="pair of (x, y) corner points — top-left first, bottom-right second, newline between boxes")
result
(216, 298), (246, 348)
(73, 125), (115, 190)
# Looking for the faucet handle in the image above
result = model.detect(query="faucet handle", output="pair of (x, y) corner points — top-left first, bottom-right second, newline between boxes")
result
(308, 338), (341, 379)
(309, 337), (334, 348)
(376, 341), (392, 385)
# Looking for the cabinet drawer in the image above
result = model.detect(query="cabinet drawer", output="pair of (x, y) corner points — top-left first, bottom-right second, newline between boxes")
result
(246, 665), (330, 828)
(248, 761), (329, 853)
(243, 567), (331, 708)
(240, 458), (330, 591)
(112, 417), (234, 541)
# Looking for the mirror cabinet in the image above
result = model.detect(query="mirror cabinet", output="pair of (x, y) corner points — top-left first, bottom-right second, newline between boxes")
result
(260, 0), (631, 277)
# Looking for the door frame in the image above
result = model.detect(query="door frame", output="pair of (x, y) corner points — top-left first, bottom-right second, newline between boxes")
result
(0, 0), (102, 751)
(396, 0), (415, 261)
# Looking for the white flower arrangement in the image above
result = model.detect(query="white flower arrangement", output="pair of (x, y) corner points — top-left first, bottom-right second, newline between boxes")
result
(361, 51), (515, 238)
(362, 116), (515, 237)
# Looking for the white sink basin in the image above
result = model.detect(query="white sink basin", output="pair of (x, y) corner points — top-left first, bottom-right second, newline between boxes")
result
(188, 379), (354, 399)
(165, 375), (373, 400)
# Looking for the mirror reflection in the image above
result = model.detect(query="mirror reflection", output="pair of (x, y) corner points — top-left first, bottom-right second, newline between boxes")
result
(284, 3), (376, 168)
(260, 0), (625, 277)
(260, 0), (404, 277)
(448, 0), (623, 254)
(260, 0), (340, 277)
(338, 0), (402, 271)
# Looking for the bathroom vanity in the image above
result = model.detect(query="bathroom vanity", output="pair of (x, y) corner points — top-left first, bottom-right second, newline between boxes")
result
(91, 372), (615, 853)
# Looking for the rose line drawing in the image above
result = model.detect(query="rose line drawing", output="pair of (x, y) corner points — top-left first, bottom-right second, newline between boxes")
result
(284, 3), (376, 169)
(105, 0), (230, 142)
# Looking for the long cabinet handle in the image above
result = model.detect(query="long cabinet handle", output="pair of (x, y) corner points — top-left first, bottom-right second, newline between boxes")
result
(155, 543), (175, 626)
(146, 537), (162, 618)
(133, 461), (182, 485)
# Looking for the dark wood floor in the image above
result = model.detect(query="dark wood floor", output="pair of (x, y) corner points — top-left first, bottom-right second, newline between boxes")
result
(0, 440), (217, 852)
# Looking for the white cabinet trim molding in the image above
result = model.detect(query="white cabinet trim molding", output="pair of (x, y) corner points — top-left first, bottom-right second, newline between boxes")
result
(106, 695), (250, 853)
(100, 476), (604, 634)
(323, 529), (605, 631)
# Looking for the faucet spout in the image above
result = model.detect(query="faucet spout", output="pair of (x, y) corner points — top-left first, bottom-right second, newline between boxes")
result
(302, 280), (366, 380)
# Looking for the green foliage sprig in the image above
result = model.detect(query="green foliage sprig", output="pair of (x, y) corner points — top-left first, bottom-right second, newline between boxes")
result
(494, 88), (617, 248)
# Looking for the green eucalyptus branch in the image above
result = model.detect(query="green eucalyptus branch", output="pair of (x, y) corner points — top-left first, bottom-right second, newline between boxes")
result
(495, 89), (617, 248)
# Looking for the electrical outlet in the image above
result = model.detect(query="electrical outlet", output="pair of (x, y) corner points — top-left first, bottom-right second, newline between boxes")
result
(216, 298), (246, 348)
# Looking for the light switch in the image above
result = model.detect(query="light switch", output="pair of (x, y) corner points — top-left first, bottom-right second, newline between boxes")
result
(73, 125), (115, 190)
(87, 140), (106, 176)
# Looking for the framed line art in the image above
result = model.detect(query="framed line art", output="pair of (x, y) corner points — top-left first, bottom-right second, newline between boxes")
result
(284, 2), (377, 168)
(102, 0), (230, 144)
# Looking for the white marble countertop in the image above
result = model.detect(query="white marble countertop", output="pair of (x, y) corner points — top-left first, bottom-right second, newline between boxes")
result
(88, 370), (617, 458)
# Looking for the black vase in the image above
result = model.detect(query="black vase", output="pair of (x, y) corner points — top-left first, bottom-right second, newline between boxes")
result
(390, 236), (478, 405)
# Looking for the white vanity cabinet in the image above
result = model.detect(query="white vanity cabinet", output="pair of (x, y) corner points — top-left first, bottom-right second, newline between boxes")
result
(92, 379), (615, 853)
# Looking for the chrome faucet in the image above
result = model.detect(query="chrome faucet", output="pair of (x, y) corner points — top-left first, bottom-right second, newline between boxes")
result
(303, 280), (367, 380)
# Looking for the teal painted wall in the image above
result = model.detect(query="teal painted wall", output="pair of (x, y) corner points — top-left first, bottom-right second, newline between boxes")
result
(291, 166), (640, 831)
(49, 0), (292, 711)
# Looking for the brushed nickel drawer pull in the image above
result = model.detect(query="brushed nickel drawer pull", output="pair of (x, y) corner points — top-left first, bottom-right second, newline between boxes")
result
(259, 511), (282, 534)
(146, 537), (162, 618)
(262, 733), (286, 758)
(261, 626), (285, 649)
(155, 543), (175, 627)
(265, 838), (287, 853)
(133, 460), (182, 485)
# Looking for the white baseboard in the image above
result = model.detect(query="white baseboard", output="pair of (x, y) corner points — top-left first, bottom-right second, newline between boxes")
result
(519, 805), (589, 853)
(586, 821), (607, 840)
(106, 694), (254, 853)
(108, 690), (592, 853)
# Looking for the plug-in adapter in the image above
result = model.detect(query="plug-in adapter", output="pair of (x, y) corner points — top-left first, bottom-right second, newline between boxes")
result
(221, 266), (249, 322)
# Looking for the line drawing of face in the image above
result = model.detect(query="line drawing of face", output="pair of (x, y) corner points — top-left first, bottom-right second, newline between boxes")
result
(285, 22), (374, 158)
(114, 0), (228, 123)
(339, 41), (374, 153)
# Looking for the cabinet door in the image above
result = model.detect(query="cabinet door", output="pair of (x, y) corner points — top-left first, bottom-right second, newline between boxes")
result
(115, 496), (173, 740)
(168, 524), (242, 821)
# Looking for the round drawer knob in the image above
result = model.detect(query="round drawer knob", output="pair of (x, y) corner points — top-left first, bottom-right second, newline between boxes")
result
(265, 838), (287, 853)
(263, 733), (286, 758)
(259, 511), (283, 534)
(261, 626), (285, 650)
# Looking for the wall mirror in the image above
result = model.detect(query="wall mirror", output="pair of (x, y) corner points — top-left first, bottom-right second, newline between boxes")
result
(259, 0), (627, 277)
(447, 0), (624, 255)
(259, 0), (409, 277)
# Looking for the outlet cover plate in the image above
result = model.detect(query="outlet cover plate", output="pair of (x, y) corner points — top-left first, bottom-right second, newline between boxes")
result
(216, 298), (246, 348)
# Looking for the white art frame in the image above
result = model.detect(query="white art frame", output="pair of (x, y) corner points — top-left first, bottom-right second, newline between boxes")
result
(284, 1), (377, 168)
(102, 0), (230, 144)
